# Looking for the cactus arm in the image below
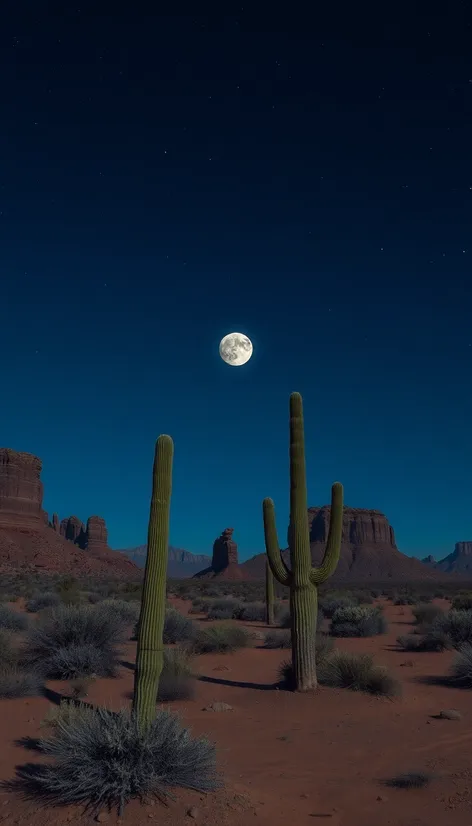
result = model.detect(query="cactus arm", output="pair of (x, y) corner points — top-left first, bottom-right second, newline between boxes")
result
(263, 497), (292, 587)
(132, 434), (173, 731)
(310, 482), (344, 586)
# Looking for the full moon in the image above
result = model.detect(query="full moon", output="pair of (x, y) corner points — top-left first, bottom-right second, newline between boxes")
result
(219, 332), (253, 366)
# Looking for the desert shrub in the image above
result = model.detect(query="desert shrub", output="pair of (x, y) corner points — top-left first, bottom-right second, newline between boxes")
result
(190, 623), (252, 654)
(319, 596), (357, 619)
(412, 603), (444, 628)
(22, 604), (125, 678)
(432, 610), (472, 647)
(237, 601), (266, 622)
(397, 632), (450, 652)
(0, 665), (42, 698)
(25, 592), (61, 613)
(331, 606), (387, 638)
(99, 599), (141, 625)
(55, 576), (83, 605)
(22, 704), (221, 815)
(40, 643), (119, 680)
(188, 597), (213, 614)
(319, 651), (401, 698)
(0, 605), (27, 632)
(452, 594), (472, 611)
(263, 629), (291, 649)
(162, 609), (196, 644)
(393, 595), (416, 606)
(157, 647), (195, 702)
(207, 605), (235, 620)
(385, 772), (432, 789)
(449, 644), (472, 687)
(0, 630), (18, 667)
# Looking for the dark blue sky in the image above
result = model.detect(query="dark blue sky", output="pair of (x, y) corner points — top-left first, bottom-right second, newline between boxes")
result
(2, 6), (472, 560)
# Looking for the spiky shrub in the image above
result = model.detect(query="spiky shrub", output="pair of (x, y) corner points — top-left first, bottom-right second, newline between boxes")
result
(397, 632), (450, 652)
(21, 603), (126, 678)
(386, 772), (432, 789)
(431, 610), (472, 647)
(25, 592), (61, 613)
(0, 665), (42, 699)
(452, 594), (472, 611)
(191, 623), (252, 654)
(157, 647), (196, 702)
(0, 629), (18, 668)
(319, 651), (401, 698)
(412, 603), (444, 628)
(319, 596), (357, 619)
(132, 435), (173, 731)
(162, 608), (196, 644)
(449, 643), (472, 687)
(238, 601), (266, 622)
(0, 605), (28, 632)
(331, 606), (387, 638)
(263, 629), (292, 649)
(263, 393), (343, 692)
(265, 560), (275, 626)
(21, 704), (220, 816)
(99, 599), (141, 625)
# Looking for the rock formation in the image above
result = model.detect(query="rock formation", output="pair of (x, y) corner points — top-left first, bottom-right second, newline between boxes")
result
(421, 555), (436, 566)
(116, 545), (212, 577)
(84, 516), (109, 554)
(0, 447), (138, 578)
(242, 506), (443, 582)
(435, 542), (472, 574)
(0, 448), (44, 529)
(194, 527), (249, 580)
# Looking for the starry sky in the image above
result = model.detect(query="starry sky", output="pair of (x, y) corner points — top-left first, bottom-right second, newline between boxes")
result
(2, 6), (472, 561)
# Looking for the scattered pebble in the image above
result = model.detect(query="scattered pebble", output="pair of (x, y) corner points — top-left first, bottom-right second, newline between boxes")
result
(212, 665), (231, 672)
(202, 702), (233, 712)
(95, 813), (110, 823)
(187, 806), (199, 818)
(438, 709), (462, 720)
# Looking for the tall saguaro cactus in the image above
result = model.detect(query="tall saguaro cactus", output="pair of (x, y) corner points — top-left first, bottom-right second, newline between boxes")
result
(265, 558), (275, 626)
(263, 392), (343, 691)
(132, 434), (174, 729)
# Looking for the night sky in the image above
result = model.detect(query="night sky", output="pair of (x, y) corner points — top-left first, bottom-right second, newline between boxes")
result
(2, 7), (472, 560)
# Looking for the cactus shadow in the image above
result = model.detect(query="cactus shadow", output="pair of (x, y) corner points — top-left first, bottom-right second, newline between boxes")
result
(198, 675), (276, 691)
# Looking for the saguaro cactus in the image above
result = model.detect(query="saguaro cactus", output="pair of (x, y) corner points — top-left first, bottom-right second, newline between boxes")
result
(132, 434), (174, 729)
(263, 392), (343, 691)
(265, 558), (275, 626)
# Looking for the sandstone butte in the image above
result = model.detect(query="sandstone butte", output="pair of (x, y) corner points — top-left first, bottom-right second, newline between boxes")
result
(194, 527), (250, 580)
(241, 506), (449, 582)
(0, 447), (138, 577)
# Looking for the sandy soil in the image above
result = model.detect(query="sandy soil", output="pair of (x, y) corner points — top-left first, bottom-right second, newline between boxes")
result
(1, 598), (472, 826)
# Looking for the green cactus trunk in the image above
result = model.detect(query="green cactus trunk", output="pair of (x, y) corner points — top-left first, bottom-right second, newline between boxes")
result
(263, 392), (343, 692)
(265, 559), (275, 626)
(132, 435), (173, 730)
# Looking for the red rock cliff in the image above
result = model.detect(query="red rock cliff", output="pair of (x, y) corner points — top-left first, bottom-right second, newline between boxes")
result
(0, 449), (44, 529)
(60, 516), (86, 544)
(306, 506), (397, 548)
(84, 516), (109, 554)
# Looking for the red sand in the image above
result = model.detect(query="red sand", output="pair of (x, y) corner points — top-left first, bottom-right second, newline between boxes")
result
(1, 599), (472, 826)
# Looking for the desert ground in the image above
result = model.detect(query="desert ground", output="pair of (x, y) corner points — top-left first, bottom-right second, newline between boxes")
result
(1, 584), (472, 826)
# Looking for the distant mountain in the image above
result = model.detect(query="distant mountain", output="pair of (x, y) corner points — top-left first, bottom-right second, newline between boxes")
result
(115, 545), (212, 578)
(242, 506), (444, 582)
(434, 542), (472, 575)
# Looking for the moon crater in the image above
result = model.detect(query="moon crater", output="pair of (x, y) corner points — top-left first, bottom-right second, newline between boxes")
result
(219, 332), (253, 366)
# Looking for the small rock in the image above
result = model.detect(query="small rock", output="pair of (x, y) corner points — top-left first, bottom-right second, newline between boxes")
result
(95, 813), (110, 823)
(202, 702), (233, 712)
(377, 795), (387, 802)
(400, 660), (415, 667)
(187, 806), (199, 819)
(438, 709), (462, 720)
(300, 793), (309, 799)
(212, 665), (230, 672)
